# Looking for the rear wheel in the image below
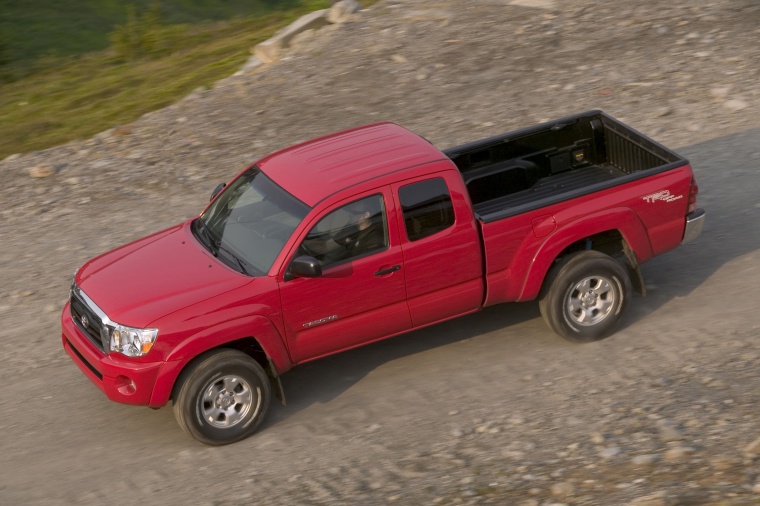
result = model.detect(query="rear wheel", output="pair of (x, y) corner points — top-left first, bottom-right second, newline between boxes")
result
(539, 251), (631, 343)
(172, 349), (271, 445)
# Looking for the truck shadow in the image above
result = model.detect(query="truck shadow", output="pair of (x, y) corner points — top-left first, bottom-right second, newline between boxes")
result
(265, 127), (760, 429)
(265, 302), (545, 426)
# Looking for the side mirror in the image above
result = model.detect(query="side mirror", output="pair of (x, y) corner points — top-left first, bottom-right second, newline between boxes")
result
(210, 183), (226, 201)
(287, 256), (322, 280)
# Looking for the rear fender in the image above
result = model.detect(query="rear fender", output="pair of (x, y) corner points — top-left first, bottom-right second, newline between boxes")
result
(518, 207), (652, 301)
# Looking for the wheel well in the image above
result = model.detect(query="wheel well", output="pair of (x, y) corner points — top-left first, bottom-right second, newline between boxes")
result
(539, 230), (626, 298)
(556, 229), (626, 261)
(219, 337), (286, 405)
(221, 337), (270, 370)
(548, 229), (645, 296)
(170, 337), (270, 401)
(170, 337), (287, 406)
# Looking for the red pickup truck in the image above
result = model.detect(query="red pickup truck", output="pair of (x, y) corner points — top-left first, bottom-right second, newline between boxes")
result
(62, 110), (704, 444)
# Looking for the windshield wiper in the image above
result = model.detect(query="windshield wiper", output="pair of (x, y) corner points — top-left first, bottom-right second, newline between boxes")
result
(194, 218), (219, 256)
(194, 219), (250, 275)
(218, 245), (250, 275)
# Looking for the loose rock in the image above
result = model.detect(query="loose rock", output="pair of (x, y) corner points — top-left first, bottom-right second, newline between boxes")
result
(27, 165), (56, 178)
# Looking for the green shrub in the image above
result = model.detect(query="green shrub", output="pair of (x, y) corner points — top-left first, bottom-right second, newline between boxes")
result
(109, 2), (180, 61)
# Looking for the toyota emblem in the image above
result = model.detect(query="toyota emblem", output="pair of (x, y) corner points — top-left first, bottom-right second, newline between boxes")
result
(81, 315), (89, 328)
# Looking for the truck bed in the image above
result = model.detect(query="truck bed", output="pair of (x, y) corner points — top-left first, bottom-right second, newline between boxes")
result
(444, 111), (686, 222)
(472, 163), (626, 216)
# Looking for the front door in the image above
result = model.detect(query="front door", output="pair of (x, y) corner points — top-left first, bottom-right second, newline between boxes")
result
(278, 188), (411, 363)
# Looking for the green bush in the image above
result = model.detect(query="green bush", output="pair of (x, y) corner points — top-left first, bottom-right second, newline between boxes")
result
(109, 2), (174, 61)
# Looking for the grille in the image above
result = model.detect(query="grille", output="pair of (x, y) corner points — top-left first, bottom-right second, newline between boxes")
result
(70, 289), (106, 352)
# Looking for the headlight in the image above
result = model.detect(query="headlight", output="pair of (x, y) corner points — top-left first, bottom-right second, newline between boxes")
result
(109, 324), (158, 357)
(70, 268), (79, 296)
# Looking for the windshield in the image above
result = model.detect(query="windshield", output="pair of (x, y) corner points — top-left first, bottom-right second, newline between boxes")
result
(193, 167), (310, 275)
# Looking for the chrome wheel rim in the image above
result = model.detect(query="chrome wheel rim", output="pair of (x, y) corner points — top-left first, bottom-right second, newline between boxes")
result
(565, 276), (615, 326)
(200, 375), (254, 428)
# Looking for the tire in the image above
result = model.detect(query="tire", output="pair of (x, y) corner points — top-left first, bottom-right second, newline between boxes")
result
(538, 250), (631, 343)
(172, 349), (271, 445)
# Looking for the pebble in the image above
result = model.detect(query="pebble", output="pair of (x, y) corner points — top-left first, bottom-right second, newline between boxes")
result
(28, 165), (56, 178)
(111, 124), (133, 136)
(710, 87), (731, 99)
(662, 446), (695, 462)
(628, 491), (669, 506)
(631, 454), (659, 466)
(724, 99), (749, 111)
(656, 420), (685, 442)
(743, 436), (760, 455)
(709, 455), (735, 472)
(550, 482), (574, 498)
(654, 106), (673, 117)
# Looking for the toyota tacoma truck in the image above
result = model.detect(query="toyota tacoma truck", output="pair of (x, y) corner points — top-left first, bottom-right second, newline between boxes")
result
(62, 110), (705, 445)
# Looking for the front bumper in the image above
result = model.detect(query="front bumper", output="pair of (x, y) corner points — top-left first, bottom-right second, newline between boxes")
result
(62, 302), (163, 405)
(681, 208), (705, 245)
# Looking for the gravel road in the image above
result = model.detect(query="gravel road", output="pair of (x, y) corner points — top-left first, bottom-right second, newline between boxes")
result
(1, 0), (759, 504)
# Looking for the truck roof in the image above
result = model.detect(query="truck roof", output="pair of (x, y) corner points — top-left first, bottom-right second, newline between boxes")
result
(257, 122), (446, 206)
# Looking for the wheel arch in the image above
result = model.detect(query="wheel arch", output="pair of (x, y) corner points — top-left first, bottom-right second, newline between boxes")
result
(149, 315), (291, 408)
(519, 207), (651, 302)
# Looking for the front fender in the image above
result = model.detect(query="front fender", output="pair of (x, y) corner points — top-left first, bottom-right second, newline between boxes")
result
(517, 207), (652, 301)
(148, 315), (291, 407)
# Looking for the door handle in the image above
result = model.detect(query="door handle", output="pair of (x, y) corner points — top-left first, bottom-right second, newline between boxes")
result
(374, 265), (401, 276)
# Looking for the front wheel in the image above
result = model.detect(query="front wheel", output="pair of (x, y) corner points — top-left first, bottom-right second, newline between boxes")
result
(172, 349), (271, 445)
(539, 251), (631, 343)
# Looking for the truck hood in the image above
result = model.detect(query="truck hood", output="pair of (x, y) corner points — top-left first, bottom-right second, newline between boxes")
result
(76, 221), (253, 328)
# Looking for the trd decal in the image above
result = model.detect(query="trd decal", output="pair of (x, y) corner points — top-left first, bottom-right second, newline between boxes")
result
(642, 189), (683, 204)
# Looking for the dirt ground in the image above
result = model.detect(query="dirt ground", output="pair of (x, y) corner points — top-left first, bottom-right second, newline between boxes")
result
(1, 0), (759, 504)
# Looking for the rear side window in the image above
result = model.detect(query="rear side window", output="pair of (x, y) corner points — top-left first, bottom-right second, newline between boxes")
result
(399, 178), (455, 241)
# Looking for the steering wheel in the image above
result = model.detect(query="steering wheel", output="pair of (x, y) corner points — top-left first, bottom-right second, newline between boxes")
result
(331, 223), (361, 247)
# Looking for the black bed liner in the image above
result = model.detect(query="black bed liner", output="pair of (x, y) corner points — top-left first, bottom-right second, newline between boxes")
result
(472, 164), (626, 217)
(443, 110), (688, 223)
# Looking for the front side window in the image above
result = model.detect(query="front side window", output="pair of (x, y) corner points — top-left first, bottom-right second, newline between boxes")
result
(194, 167), (310, 275)
(399, 178), (455, 241)
(298, 195), (387, 267)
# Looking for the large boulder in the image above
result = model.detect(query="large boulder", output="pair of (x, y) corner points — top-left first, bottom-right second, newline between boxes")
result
(327, 0), (360, 24)
(253, 9), (330, 63)
(253, 1), (360, 64)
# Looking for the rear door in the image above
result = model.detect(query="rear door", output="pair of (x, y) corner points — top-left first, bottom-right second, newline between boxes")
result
(392, 171), (484, 327)
(278, 187), (411, 363)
